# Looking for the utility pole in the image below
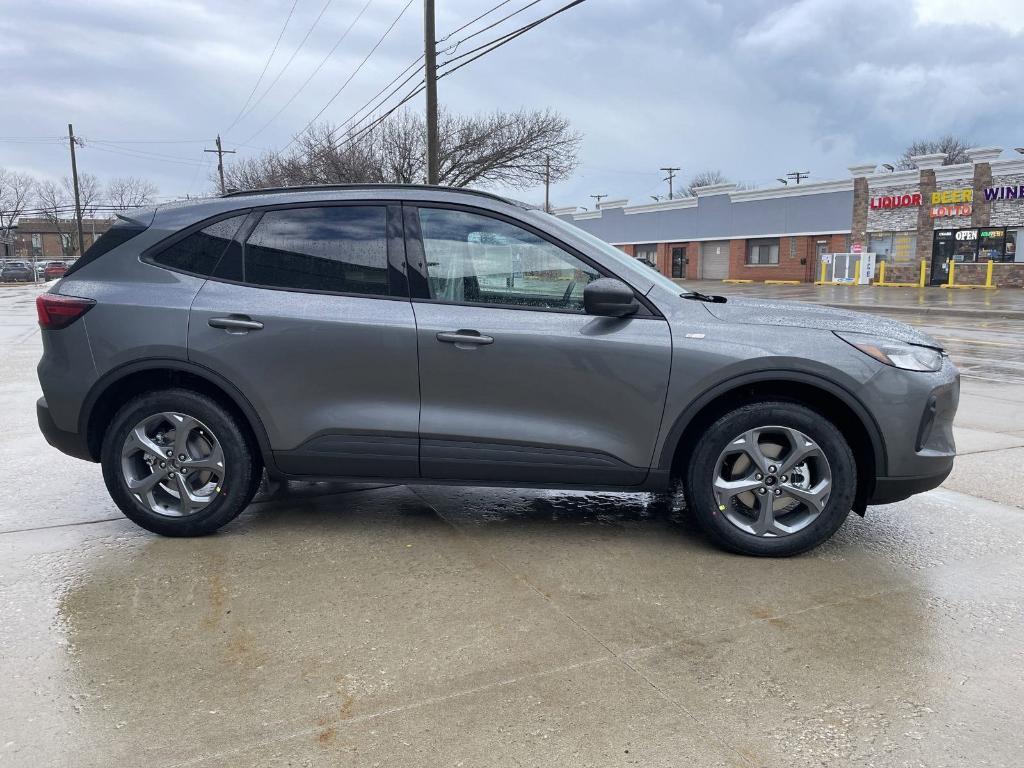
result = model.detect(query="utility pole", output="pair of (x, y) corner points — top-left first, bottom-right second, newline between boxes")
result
(67, 123), (85, 259)
(786, 170), (810, 185)
(423, 0), (439, 184)
(660, 166), (681, 200)
(544, 155), (551, 213)
(204, 135), (236, 194)
(590, 194), (607, 208)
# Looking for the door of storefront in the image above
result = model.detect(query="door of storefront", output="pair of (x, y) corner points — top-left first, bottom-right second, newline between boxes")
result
(931, 229), (988, 284)
(671, 245), (686, 278)
(700, 241), (730, 280)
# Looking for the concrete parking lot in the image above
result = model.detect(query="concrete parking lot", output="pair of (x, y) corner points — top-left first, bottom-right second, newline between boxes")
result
(2, 282), (1023, 767)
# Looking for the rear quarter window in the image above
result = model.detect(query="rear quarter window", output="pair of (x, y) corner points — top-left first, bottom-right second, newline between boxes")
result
(64, 219), (147, 277)
(152, 215), (248, 276)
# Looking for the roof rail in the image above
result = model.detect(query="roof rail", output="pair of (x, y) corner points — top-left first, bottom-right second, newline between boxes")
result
(221, 183), (518, 206)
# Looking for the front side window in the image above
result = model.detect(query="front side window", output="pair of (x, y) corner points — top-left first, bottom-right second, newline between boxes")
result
(154, 214), (247, 276)
(418, 208), (599, 311)
(243, 206), (388, 294)
(746, 238), (779, 265)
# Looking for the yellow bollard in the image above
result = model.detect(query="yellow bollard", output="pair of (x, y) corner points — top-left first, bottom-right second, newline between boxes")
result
(819, 261), (827, 284)
(919, 259), (927, 288)
(854, 259), (861, 284)
(876, 261), (886, 286)
(985, 259), (994, 288)
(947, 259), (955, 287)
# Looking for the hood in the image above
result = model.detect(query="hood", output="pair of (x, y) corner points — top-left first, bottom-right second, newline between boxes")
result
(702, 296), (941, 348)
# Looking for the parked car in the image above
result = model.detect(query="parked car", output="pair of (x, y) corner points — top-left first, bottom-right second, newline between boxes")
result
(2, 261), (33, 282)
(43, 261), (68, 280)
(35, 186), (958, 556)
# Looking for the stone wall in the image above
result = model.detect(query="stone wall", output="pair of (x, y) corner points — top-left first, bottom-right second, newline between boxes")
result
(989, 173), (1024, 228)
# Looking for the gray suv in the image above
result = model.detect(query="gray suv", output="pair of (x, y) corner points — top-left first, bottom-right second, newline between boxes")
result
(36, 185), (958, 556)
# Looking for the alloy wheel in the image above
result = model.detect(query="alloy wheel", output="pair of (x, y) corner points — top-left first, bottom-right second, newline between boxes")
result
(120, 412), (225, 517)
(712, 425), (832, 538)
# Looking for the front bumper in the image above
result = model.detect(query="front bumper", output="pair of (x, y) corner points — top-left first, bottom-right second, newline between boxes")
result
(868, 460), (954, 505)
(37, 397), (93, 462)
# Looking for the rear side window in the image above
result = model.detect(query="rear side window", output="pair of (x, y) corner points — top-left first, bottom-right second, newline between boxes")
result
(64, 218), (147, 277)
(153, 215), (247, 276)
(242, 206), (388, 295)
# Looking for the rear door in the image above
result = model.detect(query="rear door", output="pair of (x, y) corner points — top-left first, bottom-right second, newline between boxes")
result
(405, 205), (672, 486)
(700, 241), (730, 279)
(186, 203), (420, 478)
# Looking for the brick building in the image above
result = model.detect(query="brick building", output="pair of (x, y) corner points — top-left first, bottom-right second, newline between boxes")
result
(10, 218), (112, 261)
(556, 147), (1024, 288)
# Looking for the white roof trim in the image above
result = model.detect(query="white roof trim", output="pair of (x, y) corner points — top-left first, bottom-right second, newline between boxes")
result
(548, 206), (578, 216)
(730, 178), (852, 201)
(866, 169), (920, 188)
(991, 158), (1024, 175)
(934, 163), (974, 182)
(692, 182), (737, 196)
(607, 230), (850, 246)
(573, 210), (602, 220)
(596, 198), (629, 210)
(623, 197), (698, 214)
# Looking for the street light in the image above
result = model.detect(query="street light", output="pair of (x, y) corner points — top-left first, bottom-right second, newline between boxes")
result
(776, 178), (788, 185)
(881, 163), (895, 172)
(1015, 147), (1024, 154)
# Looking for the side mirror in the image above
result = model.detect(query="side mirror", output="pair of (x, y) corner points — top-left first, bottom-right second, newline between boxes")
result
(583, 278), (639, 318)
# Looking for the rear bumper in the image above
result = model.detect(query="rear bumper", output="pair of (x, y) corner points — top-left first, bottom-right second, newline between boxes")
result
(868, 457), (953, 505)
(37, 396), (93, 462)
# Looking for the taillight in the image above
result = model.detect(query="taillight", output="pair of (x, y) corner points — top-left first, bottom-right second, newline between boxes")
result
(36, 294), (95, 330)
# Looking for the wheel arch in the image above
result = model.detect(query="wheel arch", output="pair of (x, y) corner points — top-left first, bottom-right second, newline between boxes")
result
(81, 359), (277, 474)
(660, 371), (885, 513)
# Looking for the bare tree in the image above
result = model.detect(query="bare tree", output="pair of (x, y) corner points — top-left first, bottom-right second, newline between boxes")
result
(896, 135), (974, 169)
(35, 179), (77, 258)
(106, 176), (158, 211)
(0, 168), (36, 245)
(223, 107), (581, 192)
(687, 169), (728, 196)
(62, 172), (102, 218)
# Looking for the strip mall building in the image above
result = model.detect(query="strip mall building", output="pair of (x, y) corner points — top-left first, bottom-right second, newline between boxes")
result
(554, 147), (1024, 287)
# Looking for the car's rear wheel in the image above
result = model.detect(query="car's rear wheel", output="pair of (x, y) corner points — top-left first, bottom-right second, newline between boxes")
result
(685, 401), (855, 556)
(101, 388), (260, 536)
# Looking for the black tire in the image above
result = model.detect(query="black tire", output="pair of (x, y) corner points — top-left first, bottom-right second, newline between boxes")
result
(684, 401), (855, 557)
(101, 388), (261, 536)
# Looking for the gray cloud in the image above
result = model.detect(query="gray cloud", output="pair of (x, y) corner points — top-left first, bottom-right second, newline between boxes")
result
(3, 0), (1022, 207)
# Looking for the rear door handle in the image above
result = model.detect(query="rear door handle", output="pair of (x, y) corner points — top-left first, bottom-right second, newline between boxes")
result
(436, 330), (494, 346)
(209, 315), (264, 332)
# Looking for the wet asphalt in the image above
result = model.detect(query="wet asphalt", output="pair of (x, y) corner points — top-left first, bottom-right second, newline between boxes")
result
(2, 282), (1023, 767)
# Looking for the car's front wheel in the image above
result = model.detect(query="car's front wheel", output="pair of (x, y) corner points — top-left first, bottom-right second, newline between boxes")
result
(101, 388), (260, 536)
(685, 401), (855, 556)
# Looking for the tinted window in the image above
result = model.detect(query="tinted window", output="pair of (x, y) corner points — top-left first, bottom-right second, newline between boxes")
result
(154, 215), (247, 276)
(418, 208), (599, 310)
(243, 206), (388, 294)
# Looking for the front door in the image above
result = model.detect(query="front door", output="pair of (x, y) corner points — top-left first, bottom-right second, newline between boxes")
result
(671, 245), (686, 278)
(187, 203), (421, 477)
(405, 205), (673, 486)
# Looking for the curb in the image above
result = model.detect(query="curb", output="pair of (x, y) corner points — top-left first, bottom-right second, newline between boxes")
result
(821, 301), (1024, 321)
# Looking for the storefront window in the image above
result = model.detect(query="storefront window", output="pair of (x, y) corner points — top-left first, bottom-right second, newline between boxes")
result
(1006, 230), (1019, 262)
(868, 232), (893, 261)
(893, 232), (917, 262)
(747, 238), (779, 265)
(978, 228), (1006, 262)
(634, 244), (657, 265)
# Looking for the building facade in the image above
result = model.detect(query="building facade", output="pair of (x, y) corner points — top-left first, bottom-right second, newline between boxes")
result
(555, 147), (1024, 287)
(10, 218), (112, 261)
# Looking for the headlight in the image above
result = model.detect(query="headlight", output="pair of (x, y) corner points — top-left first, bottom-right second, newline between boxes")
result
(835, 332), (944, 372)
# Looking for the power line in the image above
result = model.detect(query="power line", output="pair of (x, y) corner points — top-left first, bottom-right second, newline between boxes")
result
(437, 0), (588, 78)
(281, 0), (416, 151)
(242, 0), (376, 145)
(231, 0), (336, 132)
(327, 58), (424, 141)
(438, 0), (543, 54)
(438, 0), (513, 42)
(224, 0), (301, 134)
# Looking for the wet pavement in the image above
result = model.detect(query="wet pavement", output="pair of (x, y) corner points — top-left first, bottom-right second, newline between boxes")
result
(2, 283), (1024, 766)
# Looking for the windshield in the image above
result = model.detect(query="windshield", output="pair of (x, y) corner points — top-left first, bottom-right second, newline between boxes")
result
(530, 211), (688, 295)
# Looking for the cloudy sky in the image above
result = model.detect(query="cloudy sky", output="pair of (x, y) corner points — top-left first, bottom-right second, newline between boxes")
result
(3, 0), (1023, 209)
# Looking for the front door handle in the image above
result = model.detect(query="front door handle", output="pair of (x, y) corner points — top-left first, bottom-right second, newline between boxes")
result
(436, 330), (494, 346)
(209, 315), (264, 332)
